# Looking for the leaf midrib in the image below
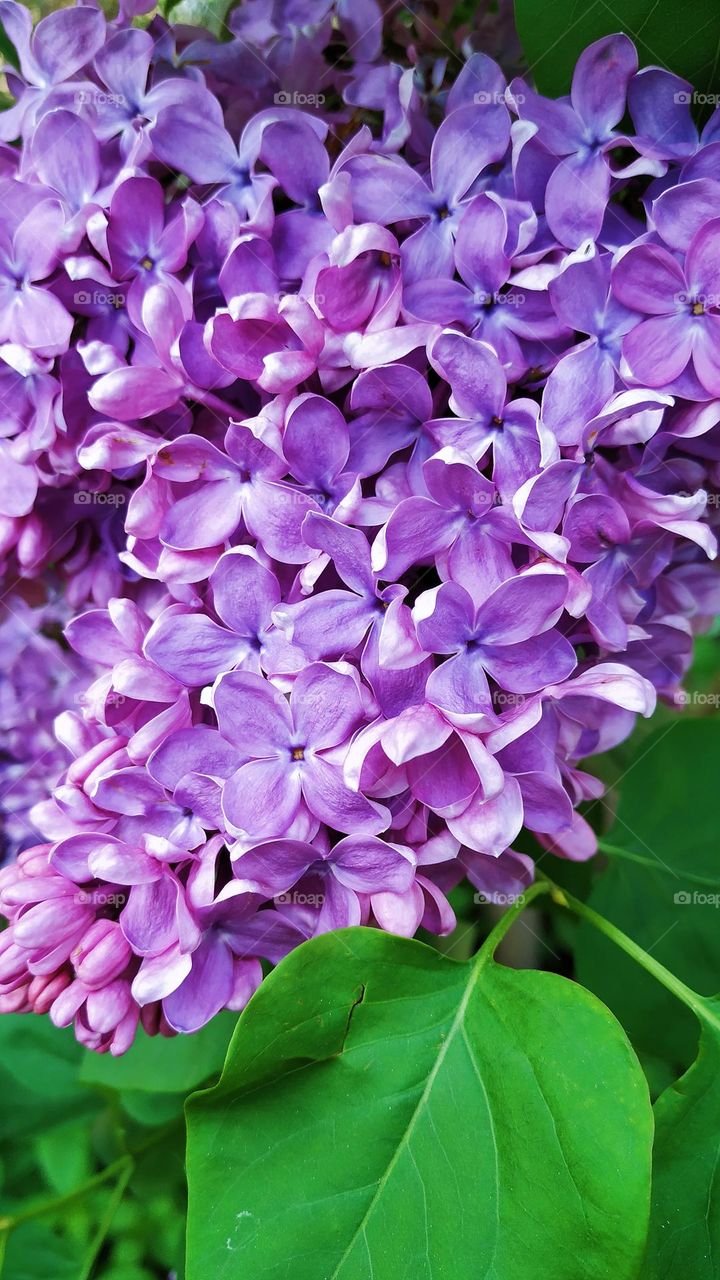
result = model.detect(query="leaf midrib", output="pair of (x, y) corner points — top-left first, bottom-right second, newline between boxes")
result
(328, 949), (497, 1279)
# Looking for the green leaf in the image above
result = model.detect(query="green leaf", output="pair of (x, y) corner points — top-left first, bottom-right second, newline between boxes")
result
(644, 1006), (720, 1277)
(119, 1090), (187, 1128)
(34, 1120), (94, 1199)
(514, 0), (720, 98)
(0, 1018), (97, 1149)
(0, 1015), (85, 1103)
(186, 925), (652, 1280)
(79, 1012), (236, 1096)
(574, 720), (720, 1070)
(161, 0), (233, 38)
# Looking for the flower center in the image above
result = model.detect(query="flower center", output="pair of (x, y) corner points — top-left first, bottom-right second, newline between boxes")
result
(140, 256), (154, 271)
(691, 300), (705, 316)
(291, 746), (305, 761)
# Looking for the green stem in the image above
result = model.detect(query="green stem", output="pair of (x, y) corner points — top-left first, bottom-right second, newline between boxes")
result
(539, 872), (720, 1031)
(597, 840), (720, 889)
(477, 879), (551, 966)
(78, 1159), (135, 1280)
(0, 1156), (132, 1234)
(0, 1116), (181, 1234)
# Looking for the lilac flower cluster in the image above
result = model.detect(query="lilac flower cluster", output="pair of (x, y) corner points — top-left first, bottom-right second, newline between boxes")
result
(0, 2), (719, 1053)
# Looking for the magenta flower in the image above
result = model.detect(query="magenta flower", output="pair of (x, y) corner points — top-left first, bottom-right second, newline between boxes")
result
(317, 224), (402, 334)
(372, 448), (512, 595)
(428, 329), (555, 499)
(0, 2), (106, 141)
(405, 194), (566, 378)
(152, 429), (317, 561)
(274, 511), (428, 715)
(543, 250), (636, 442)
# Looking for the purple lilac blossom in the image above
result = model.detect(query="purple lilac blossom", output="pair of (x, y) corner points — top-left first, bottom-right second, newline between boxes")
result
(0, 4), (719, 1054)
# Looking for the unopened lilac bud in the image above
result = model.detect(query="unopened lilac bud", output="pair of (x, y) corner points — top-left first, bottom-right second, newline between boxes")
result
(67, 737), (127, 786)
(73, 920), (132, 988)
(0, 986), (30, 1013)
(17, 513), (50, 570)
(14, 899), (92, 950)
(50, 979), (90, 1028)
(0, 936), (27, 983)
(109, 1004), (140, 1056)
(86, 978), (132, 1035)
(28, 970), (72, 1014)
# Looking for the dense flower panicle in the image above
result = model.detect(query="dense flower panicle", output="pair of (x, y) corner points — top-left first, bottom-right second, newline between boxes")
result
(0, 1), (719, 1051)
